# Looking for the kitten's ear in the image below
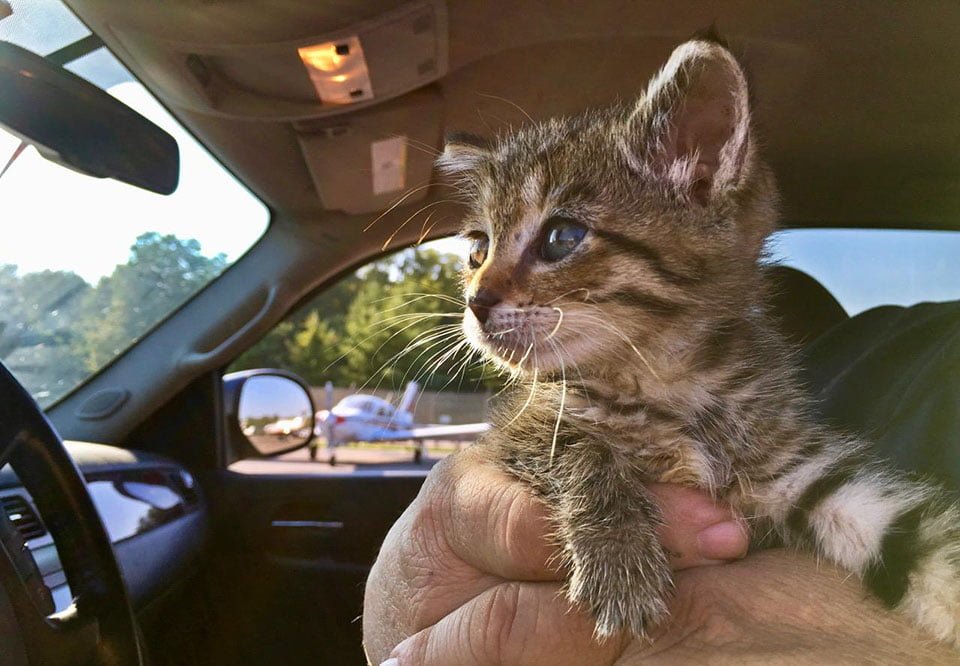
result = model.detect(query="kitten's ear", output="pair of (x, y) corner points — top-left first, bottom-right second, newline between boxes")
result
(626, 39), (751, 205)
(436, 132), (492, 176)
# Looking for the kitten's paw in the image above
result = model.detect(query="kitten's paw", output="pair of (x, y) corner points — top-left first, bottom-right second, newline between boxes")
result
(898, 562), (960, 649)
(881, 507), (960, 648)
(566, 546), (673, 639)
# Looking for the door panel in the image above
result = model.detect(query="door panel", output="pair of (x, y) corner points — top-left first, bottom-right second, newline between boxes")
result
(204, 470), (425, 665)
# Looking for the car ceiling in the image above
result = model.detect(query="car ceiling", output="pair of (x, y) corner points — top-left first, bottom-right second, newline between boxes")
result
(63, 0), (960, 255)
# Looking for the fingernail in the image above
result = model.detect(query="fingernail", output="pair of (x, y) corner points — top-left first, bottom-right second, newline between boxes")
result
(697, 520), (748, 561)
(380, 659), (399, 666)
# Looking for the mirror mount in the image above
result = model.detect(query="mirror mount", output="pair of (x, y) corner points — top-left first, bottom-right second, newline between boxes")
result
(0, 41), (180, 194)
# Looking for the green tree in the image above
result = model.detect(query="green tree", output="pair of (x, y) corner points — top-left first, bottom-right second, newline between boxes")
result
(287, 312), (340, 385)
(78, 233), (226, 370)
(232, 245), (501, 392)
(0, 265), (93, 402)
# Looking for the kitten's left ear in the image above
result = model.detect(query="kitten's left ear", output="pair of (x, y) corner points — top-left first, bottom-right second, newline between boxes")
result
(436, 132), (492, 177)
(625, 39), (751, 205)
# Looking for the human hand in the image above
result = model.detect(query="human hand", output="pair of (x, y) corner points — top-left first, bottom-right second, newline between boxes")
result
(622, 548), (957, 664)
(362, 446), (748, 665)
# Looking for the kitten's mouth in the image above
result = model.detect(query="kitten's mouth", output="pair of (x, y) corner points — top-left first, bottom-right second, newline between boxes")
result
(464, 304), (571, 373)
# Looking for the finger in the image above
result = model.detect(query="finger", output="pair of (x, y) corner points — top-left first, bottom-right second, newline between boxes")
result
(434, 447), (561, 580)
(646, 483), (748, 570)
(386, 581), (627, 666)
(363, 449), (561, 663)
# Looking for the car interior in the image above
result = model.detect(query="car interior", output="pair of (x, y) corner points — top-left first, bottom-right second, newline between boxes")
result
(1, 1), (959, 664)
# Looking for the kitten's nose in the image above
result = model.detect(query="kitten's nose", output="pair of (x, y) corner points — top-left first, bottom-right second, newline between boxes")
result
(468, 289), (501, 325)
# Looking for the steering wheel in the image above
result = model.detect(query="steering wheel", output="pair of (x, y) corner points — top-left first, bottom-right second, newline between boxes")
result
(0, 362), (141, 665)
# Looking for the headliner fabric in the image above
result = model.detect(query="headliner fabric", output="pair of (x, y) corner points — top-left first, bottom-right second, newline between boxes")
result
(802, 300), (960, 492)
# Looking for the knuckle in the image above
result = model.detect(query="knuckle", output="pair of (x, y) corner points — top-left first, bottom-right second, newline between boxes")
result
(499, 485), (546, 564)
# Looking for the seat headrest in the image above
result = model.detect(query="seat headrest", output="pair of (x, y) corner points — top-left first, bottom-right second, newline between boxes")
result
(767, 265), (848, 347)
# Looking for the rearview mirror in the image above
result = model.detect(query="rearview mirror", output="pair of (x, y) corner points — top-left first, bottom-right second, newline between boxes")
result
(224, 370), (316, 457)
(0, 41), (179, 194)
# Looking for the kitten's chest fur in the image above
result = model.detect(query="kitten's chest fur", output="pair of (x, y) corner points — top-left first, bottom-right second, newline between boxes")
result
(483, 317), (800, 507)
(488, 375), (755, 504)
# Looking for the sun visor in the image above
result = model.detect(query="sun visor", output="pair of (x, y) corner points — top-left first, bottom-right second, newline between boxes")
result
(296, 87), (441, 214)
(111, 0), (448, 121)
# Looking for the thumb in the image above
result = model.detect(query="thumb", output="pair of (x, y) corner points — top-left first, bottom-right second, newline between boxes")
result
(646, 483), (749, 570)
(384, 581), (627, 666)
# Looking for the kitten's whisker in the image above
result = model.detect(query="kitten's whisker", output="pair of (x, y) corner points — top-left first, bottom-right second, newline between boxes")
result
(363, 182), (435, 232)
(501, 363), (538, 430)
(382, 200), (455, 251)
(546, 337), (568, 467)
(490, 326), (520, 338)
(321, 315), (457, 373)
(567, 311), (663, 382)
(373, 313), (464, 327)
(478, 92), (536, 126)
(397, 135), (442, 158)
(416, 210), (440, 246)
(546, 307), (565, 340)
(517, 343), (535, 367)
(547, 288), (592, 305)
(548, 332), (591, 409)
(401, 339), (462, 391)
(415, 338), (476, 391)
(368, 332), (464, 396)
(372, 320), (461, 361)
(374, 293), (465, 309)
(408, 340), (462, 388)
(438, 345), (477, 393)
(362, 324), (464, 385)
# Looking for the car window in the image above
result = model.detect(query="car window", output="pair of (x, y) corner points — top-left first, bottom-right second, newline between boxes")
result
(228, 228), (960, 468)
(0, 6), (269, 407)
(768, 229), (960, 316)
(229, 239), (495, 468)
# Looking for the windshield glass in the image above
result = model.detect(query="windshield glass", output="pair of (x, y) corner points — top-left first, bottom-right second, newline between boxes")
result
(0, 2), (269, 406)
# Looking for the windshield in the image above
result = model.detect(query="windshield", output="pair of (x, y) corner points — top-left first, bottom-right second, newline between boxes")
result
(0, 1), (269, 406)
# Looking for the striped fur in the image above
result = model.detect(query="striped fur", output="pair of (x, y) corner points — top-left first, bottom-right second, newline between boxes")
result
(440, 38), (960, 645)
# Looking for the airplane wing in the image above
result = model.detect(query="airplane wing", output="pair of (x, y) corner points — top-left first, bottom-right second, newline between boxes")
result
(348, 422), (489, 443)
(406, 422), (490, 440)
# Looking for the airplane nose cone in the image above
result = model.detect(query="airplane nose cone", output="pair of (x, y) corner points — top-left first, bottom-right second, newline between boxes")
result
(468, 289), (501, 325)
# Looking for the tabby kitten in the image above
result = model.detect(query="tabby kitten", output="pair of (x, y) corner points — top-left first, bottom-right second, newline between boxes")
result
(437, 37), (960, 645)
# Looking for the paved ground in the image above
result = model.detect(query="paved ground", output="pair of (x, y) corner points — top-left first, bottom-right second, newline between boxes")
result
(229, 441), (464, 475)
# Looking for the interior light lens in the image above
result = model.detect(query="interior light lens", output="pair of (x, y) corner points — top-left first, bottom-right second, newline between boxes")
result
(297, 36), (373, 105)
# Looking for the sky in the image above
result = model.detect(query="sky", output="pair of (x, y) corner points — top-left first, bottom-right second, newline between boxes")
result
(238, 375), (312, 420)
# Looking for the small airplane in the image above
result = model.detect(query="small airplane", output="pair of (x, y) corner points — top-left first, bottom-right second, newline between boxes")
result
(262, 415), (310, 438)
(313, 381), (489, 464)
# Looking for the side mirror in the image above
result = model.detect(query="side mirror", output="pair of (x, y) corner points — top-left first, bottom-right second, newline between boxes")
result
(0, 41), (179, 194)
(223, 370), (316, 458)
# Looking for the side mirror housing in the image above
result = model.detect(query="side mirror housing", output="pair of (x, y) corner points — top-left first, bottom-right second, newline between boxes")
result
(223, 369), (316, 459)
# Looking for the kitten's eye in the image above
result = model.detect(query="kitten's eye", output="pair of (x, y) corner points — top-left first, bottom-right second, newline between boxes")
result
(541, 216), (587, 262)
(468, 234), (489, 269)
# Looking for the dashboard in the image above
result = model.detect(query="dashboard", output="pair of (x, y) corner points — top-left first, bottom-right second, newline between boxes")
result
(0, 441), (207, 613)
